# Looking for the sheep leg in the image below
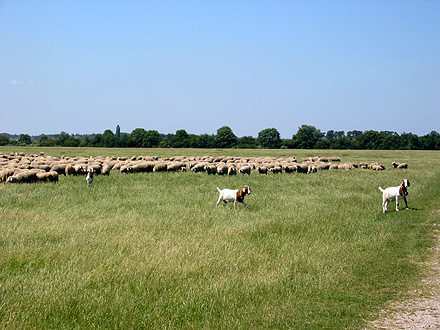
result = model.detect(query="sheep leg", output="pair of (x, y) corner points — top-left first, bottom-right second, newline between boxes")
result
(403, 196), (409, 209)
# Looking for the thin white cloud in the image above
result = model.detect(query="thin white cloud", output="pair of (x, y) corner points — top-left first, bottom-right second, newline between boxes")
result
(11, 80), (37, 85)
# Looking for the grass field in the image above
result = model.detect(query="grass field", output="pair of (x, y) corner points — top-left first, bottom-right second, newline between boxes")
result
(1, 147), (439, 329)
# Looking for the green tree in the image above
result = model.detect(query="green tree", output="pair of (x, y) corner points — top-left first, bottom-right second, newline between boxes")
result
(64, 136), (80, 147)
(38, 135), (55, 146)
(237, 136), (257, 149)
(0, 134), (11, 146)
(115, 125), (121, 138)
(215, 126), (237, 148)
(291, 125), (323, 149)
(56, 131), (70, 146)
(174, 129), (189, 148)
(143, 130), (162, 148)
(102, 129), (116, 147)
(18, 134), (32, 145)
(130, 128), (148, 148)
(257, 128), (282, 149)
(421, 131), (440, 150)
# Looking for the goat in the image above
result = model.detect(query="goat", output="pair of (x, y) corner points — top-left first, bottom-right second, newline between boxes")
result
(216, 186), (251, 208)
(379, 179), (410, 213)
(86, 167), (94, 187)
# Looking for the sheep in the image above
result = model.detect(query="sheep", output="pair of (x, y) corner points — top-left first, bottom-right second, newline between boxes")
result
(315, 162), (330, 171)
(204, 165), (217, 175)
(191, 163), (206, 173)
(371, 164), (386, 171)
(269, 166), (282, 174)
(131, 161), (154, 173)
(392, 162), (408, 169)
(166, 162), (185, 172)
(36, 171), (59, 183)
(6, 171), (38, 183)
(120, 164), (132, 173)
(0, 169), (15, 183)
(227, 166), (237, 176)
(216, 165), (228, 175)
(256, 166), (268, 175)
(295, 163), (309, 173)
(101, 163), (112, 175)
(51, 163), (68, 175)
(152, 162), (167, 173)
(307, 164), (317, 174)
(239, 166), (252, 175)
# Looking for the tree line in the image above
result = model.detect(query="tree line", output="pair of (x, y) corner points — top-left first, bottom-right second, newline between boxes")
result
(1, 125), (439, 150)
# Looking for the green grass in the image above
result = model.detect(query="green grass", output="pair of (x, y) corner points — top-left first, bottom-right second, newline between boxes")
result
(1, 147), (439, 329)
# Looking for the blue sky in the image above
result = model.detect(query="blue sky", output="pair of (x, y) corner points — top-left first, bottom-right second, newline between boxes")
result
(1, 1), (439, 137)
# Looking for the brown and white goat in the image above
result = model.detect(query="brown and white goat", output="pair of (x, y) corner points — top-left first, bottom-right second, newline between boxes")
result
(216, 186), (251, 208)
(379, 179), (410, 213)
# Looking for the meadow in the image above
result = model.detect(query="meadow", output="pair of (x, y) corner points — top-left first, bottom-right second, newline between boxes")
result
(1, 147), (439, 329)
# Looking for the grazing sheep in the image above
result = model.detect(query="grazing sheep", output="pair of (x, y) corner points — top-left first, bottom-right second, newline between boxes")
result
(6, 171), (38, 183)
(51, 163), (68, 175)
(120, 164), (132, 173)
(131, 161), (154, 173)
(307, 164), (317, 174)
(379, 179), (410, 213)
(256, 166), (268, 175)
(282, 165), (296, 173)
(216, 165), (228, 175)
(269, 166), (282, 174)
(191, 163), (206, 173)
(296, 163), (309, 173)
(166, 162), (185, 172)
(371, 164), (386, 171)
(392, 162), (408, 169)
(153, 162), (168, 173)
(239, 166), (252, 175)
(216, 186), (251, 208)
(101, 163), (112, 175)
(0, 169), (15, 183)
(204, 165), (217, 175)
(36, 171), (59, 183)
(227, 166), (237, 176)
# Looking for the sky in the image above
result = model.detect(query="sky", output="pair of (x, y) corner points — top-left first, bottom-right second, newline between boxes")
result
(1, 1), (439, 138)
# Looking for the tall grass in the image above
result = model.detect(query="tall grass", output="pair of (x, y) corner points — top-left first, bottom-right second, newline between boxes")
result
(0, 148), (439, 329)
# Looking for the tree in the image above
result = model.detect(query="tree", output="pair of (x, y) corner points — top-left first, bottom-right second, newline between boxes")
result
(38, 135), (55, 146)
(174, 129), (189, 148)
(56, 131), (70, 146)
(0, 134), (11, 146)
(64, 136), (80, 147)
(291, 125), (323, 149)
(215, 126), (237, 148)
(115, 125), (121, 138)
(421, 131), (440, 150)
(143, 130), (162, 148)
(237, 136), (257, 149)
(257, 128), (282, 149)
(102, 129), (116, 147)
(130, 128), (148, 148)
(18, 134), (32, 145)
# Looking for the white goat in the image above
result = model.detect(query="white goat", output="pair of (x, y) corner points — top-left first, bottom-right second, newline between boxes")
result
(216, 186), (251, 208)
(379, 179), (410, 213)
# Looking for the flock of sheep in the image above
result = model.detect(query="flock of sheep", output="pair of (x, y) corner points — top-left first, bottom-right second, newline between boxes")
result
(0, 152), (408, 184)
